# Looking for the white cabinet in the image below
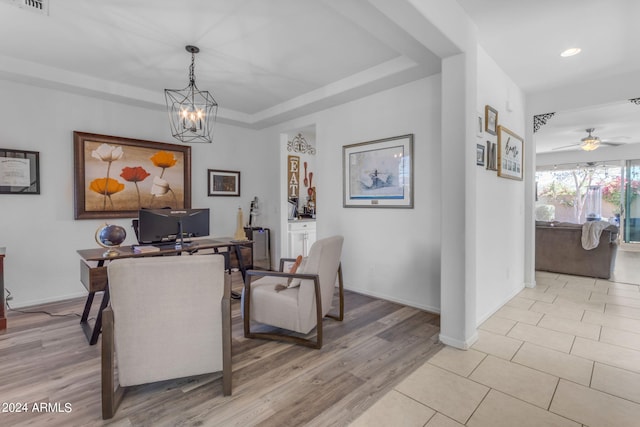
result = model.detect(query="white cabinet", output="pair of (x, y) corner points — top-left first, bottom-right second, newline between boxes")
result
(288, 221), (316, 257)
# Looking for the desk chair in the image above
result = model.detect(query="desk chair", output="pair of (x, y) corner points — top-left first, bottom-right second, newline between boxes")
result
(242, 235), (344, 349)
(102, 255), (231, 419)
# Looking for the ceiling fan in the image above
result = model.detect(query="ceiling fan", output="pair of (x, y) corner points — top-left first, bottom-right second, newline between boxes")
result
(552, 128), (624, 151)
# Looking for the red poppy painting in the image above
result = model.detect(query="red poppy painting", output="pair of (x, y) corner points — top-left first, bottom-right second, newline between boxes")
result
(73, 132), (191, 219)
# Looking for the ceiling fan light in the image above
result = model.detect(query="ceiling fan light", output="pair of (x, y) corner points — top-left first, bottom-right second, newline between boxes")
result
(579, 128), (601, 151)
(581, 138), (600, 151)
(561, 47), (582, 57)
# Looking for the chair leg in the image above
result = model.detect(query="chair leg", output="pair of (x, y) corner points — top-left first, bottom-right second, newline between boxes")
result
(326, 263), (344, 321)
(221, 274), (232, 396)
(101, 307), (125, 420)
(243, 274), (252, 339)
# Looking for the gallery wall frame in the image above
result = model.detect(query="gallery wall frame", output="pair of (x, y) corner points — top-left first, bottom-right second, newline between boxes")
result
(486, 141), (498, 171)
(0, 148), (40, 194)
(497, 125), (524, 181)
(343, 134), (413, 208)
(485, 105), (498, 135)
(73, 131), (191, 219)
(476, 144), (485, 166)
(207, 169), (240, 196)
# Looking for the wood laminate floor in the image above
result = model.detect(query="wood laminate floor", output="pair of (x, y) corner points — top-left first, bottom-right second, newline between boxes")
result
(0, 274), (442, 426)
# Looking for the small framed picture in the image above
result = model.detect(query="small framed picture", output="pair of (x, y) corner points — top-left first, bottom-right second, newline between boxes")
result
(486, 141), (498, 171)
(485, 105), (498, 136)
(477, 113), (483, 137)
(208, 169), (240, 196)
(476, 144), (485, 166)
(0, 148), (40, 194)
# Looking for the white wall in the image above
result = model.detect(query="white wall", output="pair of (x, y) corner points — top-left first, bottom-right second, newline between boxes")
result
(0, 79), (274, 307)
(475, 47), (527, 323)
(265, 76), (442, 312)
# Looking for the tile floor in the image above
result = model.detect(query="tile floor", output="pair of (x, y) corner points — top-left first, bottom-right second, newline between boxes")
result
(351, 255), (640, 427)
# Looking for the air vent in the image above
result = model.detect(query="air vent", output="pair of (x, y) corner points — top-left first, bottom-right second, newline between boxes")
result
(1, 0), (49, 15)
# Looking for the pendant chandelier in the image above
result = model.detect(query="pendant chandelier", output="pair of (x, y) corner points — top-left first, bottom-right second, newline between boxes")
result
(165, 45), (218, 143)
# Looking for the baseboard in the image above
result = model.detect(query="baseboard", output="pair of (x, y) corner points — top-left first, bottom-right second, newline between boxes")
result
(8, 291), (87, 310)
(345, 286), (440, 314)
(439, 331), (478, 350)
(475, 285), (523, 326)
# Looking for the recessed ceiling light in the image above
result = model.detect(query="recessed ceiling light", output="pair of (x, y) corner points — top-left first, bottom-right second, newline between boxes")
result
(561, 48), (582, 57)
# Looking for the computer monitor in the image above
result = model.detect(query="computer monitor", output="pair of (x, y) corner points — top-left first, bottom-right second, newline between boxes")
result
(137, 208), (210, 245)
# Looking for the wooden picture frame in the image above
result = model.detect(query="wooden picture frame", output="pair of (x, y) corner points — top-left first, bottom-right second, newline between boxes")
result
(497, 126), (524, 181)
(485, 105), (498, 135)
(207, 169), (240, 196)
(0, 148), (40, 194)
(73, 131), (191, 219)
(343, 134), (413, 208)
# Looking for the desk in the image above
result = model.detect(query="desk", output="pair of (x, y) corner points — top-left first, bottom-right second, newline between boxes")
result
(77, 238), (252, 345)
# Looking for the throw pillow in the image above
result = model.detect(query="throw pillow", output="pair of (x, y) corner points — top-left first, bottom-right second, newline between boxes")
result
(276, 255), (303, 292)
(289, 255), (303, 274)
(288, 256), (308, 288)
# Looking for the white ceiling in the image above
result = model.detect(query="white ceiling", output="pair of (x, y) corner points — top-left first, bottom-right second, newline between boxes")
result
(0, 0), (440, 128)
(457, 0), (640, 153)
(1, 0), (639, 145)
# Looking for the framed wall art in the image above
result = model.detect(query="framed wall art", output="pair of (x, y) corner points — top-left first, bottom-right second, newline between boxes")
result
(476, 144), (485, 166)
(485, 105), (498, 135)
(343, 134), (413, 208)
(0, 148), (40, 194)
(207, 169), (240, 196)
(73, 131), (191, 219)
(486, 141), (498, 171)
(497, 126), (524, 180)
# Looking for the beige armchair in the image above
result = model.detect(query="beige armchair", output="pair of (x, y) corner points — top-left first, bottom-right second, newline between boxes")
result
(242, 235), (344, 349)
(102, 255), (231, 420)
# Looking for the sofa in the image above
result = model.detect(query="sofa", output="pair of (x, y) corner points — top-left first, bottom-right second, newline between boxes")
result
(535, 221), (619, 279)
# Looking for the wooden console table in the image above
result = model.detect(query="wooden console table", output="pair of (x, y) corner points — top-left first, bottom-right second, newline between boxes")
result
(77, 238), (253, 345)
(0, 250), (6, 331)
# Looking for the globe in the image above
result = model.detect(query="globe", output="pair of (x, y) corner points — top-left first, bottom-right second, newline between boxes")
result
(95, 224), (127, 257)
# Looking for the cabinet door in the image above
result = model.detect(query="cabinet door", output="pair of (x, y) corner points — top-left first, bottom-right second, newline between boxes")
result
(288, 230), (305, 257)
(306, 229), (317, 254)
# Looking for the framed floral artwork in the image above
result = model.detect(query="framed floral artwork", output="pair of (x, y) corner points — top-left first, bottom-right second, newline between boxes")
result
(73, 131), (191, 219)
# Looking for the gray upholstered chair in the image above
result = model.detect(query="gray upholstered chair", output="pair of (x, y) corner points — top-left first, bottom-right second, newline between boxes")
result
(242, 235), (344, 349)
(102, 255), (231, 420)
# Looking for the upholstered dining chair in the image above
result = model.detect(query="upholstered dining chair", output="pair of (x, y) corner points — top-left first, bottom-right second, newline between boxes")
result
(242, 235), (344, 349)
(102, 255), (231, 420)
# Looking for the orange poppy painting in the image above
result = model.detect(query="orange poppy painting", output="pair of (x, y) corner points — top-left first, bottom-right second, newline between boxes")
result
(73, 132), (191, 219)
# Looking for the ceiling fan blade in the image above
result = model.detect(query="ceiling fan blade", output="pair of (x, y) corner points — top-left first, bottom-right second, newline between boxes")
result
(600, 141), (624, 146)
(552, 143), (581, 150)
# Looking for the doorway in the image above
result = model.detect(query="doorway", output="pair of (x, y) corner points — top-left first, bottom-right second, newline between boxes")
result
(622, 159), (640, 245)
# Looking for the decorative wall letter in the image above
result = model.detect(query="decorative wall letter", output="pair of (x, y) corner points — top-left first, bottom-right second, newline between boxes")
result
(288, 155), (300, 199)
